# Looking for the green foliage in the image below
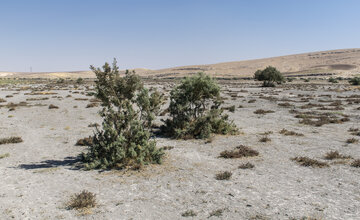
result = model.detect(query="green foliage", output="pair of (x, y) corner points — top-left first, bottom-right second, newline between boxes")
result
(82, 59), (164, 169)
(76, 77), (84, 84)
(163, 73), (238, 139)
(254, 66), (284, 87)
(328, 77), (338, 83)
(56, 78), (65, 84)
(349, 77), (360, 85)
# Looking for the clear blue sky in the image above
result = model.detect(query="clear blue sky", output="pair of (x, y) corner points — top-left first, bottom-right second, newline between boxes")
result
(1, 0), (359, 72)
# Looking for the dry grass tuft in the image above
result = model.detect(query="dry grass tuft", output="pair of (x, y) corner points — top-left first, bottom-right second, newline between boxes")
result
(238, 162), (255, 169)
(324, 151), (351, 160)
(215, 171), (232, 180)
(68, 190), (96, 211)
(0, 153), (10, 159)
(279, 129), (304, 136)
(254, 109), (275, 114)
(259, 136), (271, 142)
(346, 138), (359, 144)
(291, 157), (329, 168)
(220, 145), (259, 158)
(181, 210), (197, 217)
(48, 104), (59, 109)
(75, 137), (93, 146)
(0, 136), (23, 145)
(351, 159), (360, 168)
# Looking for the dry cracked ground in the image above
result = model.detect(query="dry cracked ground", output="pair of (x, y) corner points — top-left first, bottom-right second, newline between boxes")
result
(0, 79), (360, 220)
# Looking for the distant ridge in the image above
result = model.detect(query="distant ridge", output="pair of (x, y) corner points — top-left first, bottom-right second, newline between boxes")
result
(2, 48), (360, 79)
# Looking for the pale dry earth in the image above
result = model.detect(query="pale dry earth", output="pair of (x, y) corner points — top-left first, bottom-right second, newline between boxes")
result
(0, 80), (360, 219)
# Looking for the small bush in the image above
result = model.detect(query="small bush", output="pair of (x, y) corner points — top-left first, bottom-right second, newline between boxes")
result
(215, 171), (232, 180)
(347, 138), (359, 144)
(351, 159), (360, 167)
(254, 109), (274, 114)
(291, 157), (329, 168)
(49, 104), (59, 109)
(181, 210), (197, 217)
(328, 77), (338, 83)
(259, 136), (271, 142)
(238, 162), (254, 169)
(279, 129), (304, 136)
(349, 77), (360, 85)
(0, 153), (10, 159)
(254, 66), (284, 87)
(56, 78), (65, 84)
(0, 98), (6, 103)
(68, 190), (96, 210)
(76, 77), (84, 84)
(208, 209), (224, 218)
(162, 73), (238, 139)
(76, 137), (93, 146)
(220, 145), (259, 158)
(0, 136), (23, 145)
(324, 151), (351, 160)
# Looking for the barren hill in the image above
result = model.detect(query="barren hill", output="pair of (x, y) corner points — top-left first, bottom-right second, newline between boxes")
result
(2, 48), (360, 79)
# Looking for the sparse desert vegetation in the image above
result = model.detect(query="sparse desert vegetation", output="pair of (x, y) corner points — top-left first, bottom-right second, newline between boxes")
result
(1, 73), (360, 219)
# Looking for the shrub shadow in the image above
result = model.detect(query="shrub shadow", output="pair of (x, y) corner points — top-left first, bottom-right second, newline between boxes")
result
(16, 156), (82, 170)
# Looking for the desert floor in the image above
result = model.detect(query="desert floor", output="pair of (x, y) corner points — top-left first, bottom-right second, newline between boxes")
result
(0, 79), (360, 220)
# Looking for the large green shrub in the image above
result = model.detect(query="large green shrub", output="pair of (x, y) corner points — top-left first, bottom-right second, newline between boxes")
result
(162, 73), (238, 139)
(254, 66), (284, 87)
(82, 59), (164, 169)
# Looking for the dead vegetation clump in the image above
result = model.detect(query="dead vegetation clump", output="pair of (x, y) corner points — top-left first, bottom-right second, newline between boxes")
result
(0, 153), (10, 159)
(0, 136), (23, 145)
(76, 137), (93, 146)
(67, 190), (96, 211)
(324, 151), (351, 160)
(215, 171), (232, 180)
(238, 162), (255, 169)
(259, 136), (271, 142)
(86, 103), (99, 108)
(181, 210), (197, 217)
(219, 145), (259, 158)
(278, 102), (293, 108)
(0, 98), (6, 103)
(351, 159), (360, 168)
(291, 157), (329, 168)
(48, 104), (59, 109)
(254, 109), (275, 114)
(297, 112), (349, 127)
(279, 129), (304, 136)
(26, 97), (49, 101)
(346, 138), (359, 144)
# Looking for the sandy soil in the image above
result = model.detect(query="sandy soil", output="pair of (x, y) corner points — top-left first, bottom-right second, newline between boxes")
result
(0, 80), (360, 219)
(2, 48), (360, 79)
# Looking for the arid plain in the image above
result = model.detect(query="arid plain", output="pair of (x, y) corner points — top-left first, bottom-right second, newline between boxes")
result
(1, 49), (360, 219)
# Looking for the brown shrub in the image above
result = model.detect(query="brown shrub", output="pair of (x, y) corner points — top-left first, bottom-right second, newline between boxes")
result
(254, 109), (275, 114)
(259, 136), (271, 142)
(238, 162), (255, 169)
(347, 138), (359, 144)
(279, 129), (304, 136)
(68, 190), (96, 210)
(215, 171), (232, 180)
(0, 136), (23, 145)
(219, 145), (259, 158)
(86, 103), (99, 108)
(48, 104), (59, 109)
(76, 137), (93, 146)
(324, 151), (351, 160)
(351, 159), (360, 168)
(291, 157), (329, 168)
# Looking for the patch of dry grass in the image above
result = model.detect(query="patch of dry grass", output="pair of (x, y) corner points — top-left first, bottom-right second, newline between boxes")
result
(0, 136), (23, 145)
(219, 145), (259, 158)
(291, 157), (329, 168)
(0, 153), (10, 159)
(324, 151), (351, 160)
(351, 159), (360, 167)
(279, 129), (304, 136)
(238, 162), (254, 169)
(215, 171), (232, 180)
(254, 109), (275, 114)
(67, 190), (96, 211)
(346, 138), (359, 144)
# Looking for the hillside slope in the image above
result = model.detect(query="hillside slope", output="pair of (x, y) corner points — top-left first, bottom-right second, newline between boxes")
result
(2, 48), (360, 79)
